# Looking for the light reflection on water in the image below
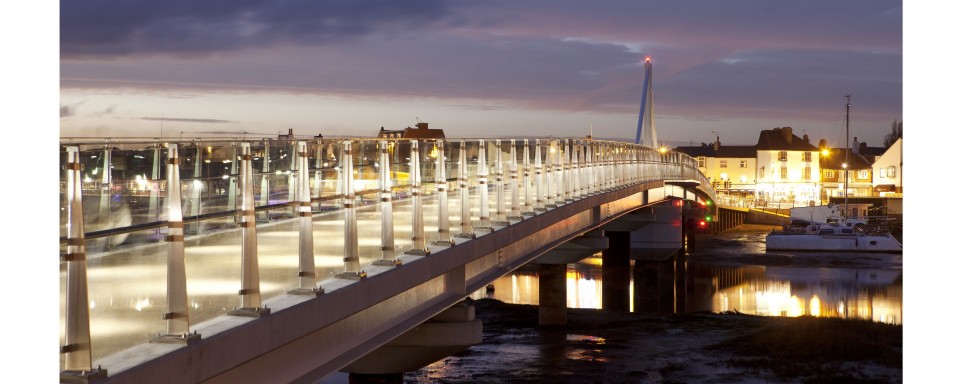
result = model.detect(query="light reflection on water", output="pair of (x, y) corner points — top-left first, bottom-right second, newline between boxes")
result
(468, 256), (902, 325)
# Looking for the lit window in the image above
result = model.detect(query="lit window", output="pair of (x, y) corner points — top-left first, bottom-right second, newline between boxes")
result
(739, 160), (748, 168)
(803, 152), (812, 162)
(759, 167), (765, 178)
(879, 168), (886, 178)
(778, 151), (788, 161)
(719, 160), (727, 168)
(887, 166), (895, 178)
(825, 169), (835, 178)
(697, 157), (705, 167)
(803, 167), (811, 180)
(780, 166), (788, 180)
(857, 170), (869, 179)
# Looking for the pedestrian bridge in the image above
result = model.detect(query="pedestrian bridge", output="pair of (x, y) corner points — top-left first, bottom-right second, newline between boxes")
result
(59, 137), (717, 383)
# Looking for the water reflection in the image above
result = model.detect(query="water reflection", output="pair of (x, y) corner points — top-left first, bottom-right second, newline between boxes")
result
(469, 256), (902, 325)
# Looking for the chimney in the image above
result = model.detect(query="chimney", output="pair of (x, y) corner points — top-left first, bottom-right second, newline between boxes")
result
(288, 128), (294, 136)
(852, 137), (859, 153)
(416, 122), (429, 130)
(818, 138), (828, 150)
(803, 134), (810, 143)
(713, 136), (720, 151)
(859, 141), (867, 154)
(780, 127), (793, 143)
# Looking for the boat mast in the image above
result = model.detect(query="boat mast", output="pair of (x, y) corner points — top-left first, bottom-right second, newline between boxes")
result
(843, 94), (850, 218)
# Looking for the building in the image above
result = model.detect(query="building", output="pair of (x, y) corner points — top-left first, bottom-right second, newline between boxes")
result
(754, 127), (821, 207)
(377, 122), (446, 139)
(871, 137), (902, 197)
(674, 137), (757, 207)
(819, 138), (875, 203)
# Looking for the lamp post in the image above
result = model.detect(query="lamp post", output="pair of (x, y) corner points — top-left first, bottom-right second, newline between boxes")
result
(842, 162), (848, 217)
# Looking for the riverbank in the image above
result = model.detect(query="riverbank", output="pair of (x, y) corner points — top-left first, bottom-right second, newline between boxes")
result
(406, 298), (902, 383)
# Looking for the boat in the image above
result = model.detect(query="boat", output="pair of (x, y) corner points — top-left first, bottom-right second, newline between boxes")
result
(765, 217), (902, 253)
(765, 96), (902, 253)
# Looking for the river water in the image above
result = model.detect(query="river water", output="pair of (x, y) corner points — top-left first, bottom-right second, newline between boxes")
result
(468, 225), (902, 325)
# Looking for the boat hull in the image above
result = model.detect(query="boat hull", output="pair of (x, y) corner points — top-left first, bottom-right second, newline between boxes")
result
(765, 233), (902, 253)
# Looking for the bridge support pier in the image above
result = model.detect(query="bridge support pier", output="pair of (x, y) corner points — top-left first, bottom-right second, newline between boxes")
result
(538, 263), (567, 326)
(633, 260), (659, 313)
(658, 255), (676, 313)
(601, 231), (631, 312)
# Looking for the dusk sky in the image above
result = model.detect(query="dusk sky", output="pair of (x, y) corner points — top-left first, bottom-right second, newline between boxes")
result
(58, 0), (903, 147)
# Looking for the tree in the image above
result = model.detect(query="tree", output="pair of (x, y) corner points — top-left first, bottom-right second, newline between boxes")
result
(883, 119), (902, 148)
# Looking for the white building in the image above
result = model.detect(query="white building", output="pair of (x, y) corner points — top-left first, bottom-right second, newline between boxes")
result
(871, 138), (902, 197)
(674, 138), (757, 207)
(754, 127), (821, 207)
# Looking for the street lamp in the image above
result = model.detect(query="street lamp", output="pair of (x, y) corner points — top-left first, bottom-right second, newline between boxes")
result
(841, 162), (848, 217)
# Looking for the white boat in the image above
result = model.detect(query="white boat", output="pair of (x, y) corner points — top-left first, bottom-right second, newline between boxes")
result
(765, 219), (902, 253)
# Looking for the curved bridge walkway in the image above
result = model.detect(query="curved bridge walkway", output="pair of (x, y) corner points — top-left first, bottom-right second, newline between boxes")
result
(59, 137), (717, 383)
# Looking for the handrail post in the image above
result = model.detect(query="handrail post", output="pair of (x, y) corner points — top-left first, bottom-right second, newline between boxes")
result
(545, 139), (555, 208)
(189, 144), (202, 235)
(476, 139), (492, 231)
(431, 140), (454, 246)
(258, 140), (271, 222)
(494, 139), (508, 225)
(61, 146), (108, 382)
(148, 143), (161, 223)
(534, 139), (545, 212)
(227, 146), (238, 211)
(229, 142), (271, 317)
(153, 144), (201, 343)
(290, 141), (324, 294)
(508, 139), (522, 220)
(407, 140), (431, 255)
(572, 141), (581, 200)
(456, 140), (476, 238)
(522, 139), (533, 216)
(98, 146), (112, 248)
(374, 140), (401, 264)
(336, 140), (366, 279)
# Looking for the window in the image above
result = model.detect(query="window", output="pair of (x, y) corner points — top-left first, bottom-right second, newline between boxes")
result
(879, 168), (886, 178)
(803, 167), (811, 180)
(739, 160), (748, 168)
(697, 157), (705, 168)
(858, 170), (869, 179)
(803, 152), (812, 162)
(825, 169), (835, 178)
(719, 160), (728, 168)
(778, 151), (788, 161)
(759, 166), (765, 178)
(780, 166), (788, 180)
(887, 166), (895, 178)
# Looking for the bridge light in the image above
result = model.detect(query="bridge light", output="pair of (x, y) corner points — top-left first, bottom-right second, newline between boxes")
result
(698, 220), (707, 228)
(705, 215), (712, 222)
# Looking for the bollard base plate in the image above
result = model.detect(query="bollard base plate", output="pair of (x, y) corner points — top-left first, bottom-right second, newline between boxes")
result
(404, 249), (431, 256)
(150, 332), (201, 345)
(60, 368), (108, 384)
(373, 259), (403, 267)
(335, 271), (368, 280)
(228, 306), (271, 318)
(430, 239), (455, 247)
(455, 232), (476, 239)
(287, 287), (324, 296)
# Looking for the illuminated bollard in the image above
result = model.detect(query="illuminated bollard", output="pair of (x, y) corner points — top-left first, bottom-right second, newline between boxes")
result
(60, 146), (108, 382)
(98, 146), (112, 248)
(456, 140), (475, 239)
(148, 143), (161, 223)
(336, 140), (366, 279)
(476, 139), (492, 231)
(557, 140), (567, 204)
(585, 142), (594, 195)
(545, 140), (556, 209)
(534, 139), (545, 212)
(229, 142), (271, 317)
(152, 144), (201, 343)
(289, 141), (324, 294)
(314, 140), (323, 212)
(189, 144), (202, 235)
(228, 146), (238, 211)
(522, 139), (534, 216)
(431, 140), (454, 246)
(258, 140), (270, 222)
(571, 142), (581, 200)
(493, 139), (509, 226)
(287, 141), (297, 205)
(373, 140), (401, 265)
(407, 140), (431, 255)
(508, 139), (522, 220)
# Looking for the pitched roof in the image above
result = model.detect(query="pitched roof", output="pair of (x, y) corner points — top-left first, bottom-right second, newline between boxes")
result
(755, 127), (819, 151)
(820, 148), (873, 170)
(674, 144), (756, 158)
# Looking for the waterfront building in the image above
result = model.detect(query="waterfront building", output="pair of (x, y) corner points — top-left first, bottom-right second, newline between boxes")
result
(819, 139), (875, 205)
(674, 138), (756, 207)
(754, 127), (821, 207)
(377, 122), (446, 139)
(872, 137), (903, 197)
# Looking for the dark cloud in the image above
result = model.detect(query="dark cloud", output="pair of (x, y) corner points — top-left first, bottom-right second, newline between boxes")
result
(60, 100), (86, 118)
(61, 0), (450, 58)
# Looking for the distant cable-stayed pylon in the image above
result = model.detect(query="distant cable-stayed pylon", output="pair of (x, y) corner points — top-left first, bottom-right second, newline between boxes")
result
(635, 57), (658, 148)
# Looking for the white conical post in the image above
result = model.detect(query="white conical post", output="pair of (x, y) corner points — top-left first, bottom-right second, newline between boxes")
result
(477, 139), (491, 230)
(494, 139), (507, 224)
(258, 140), (271, 222)
(574, 141), (582, 199)
(229, 142), (270, 317)
(564, 139), (572, 201)
(313, 140), (323, 212)
(508, 139), (521, 220)
(457, 140), (475, 238)
(61, 146), (105, 379)
(228, 146), (238, 211)
(432, 140), (453, 245)
(408, 140), (430, 254)
(374, 140), (398, 264)
(190, 145), (202, 234)
(522, 139), (533, 215)
(148, 144), (161, 222)
(290, 141), (322, 294)
(154, 144), (201, 343)
(287, 141), (297, 204)
(586, 142), (594, 195)
(534, 139), (544, 211)
(338, 140), (365, 278)
(557, 140), (566, 203)
(545, 140), (555, 208)
(98, 146), (111, 228)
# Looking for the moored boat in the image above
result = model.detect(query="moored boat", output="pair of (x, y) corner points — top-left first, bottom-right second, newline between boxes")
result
(765, 219), (902, 253)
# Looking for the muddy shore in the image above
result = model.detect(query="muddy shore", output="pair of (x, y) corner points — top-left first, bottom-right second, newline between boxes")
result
(404, 225), (903, 383)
